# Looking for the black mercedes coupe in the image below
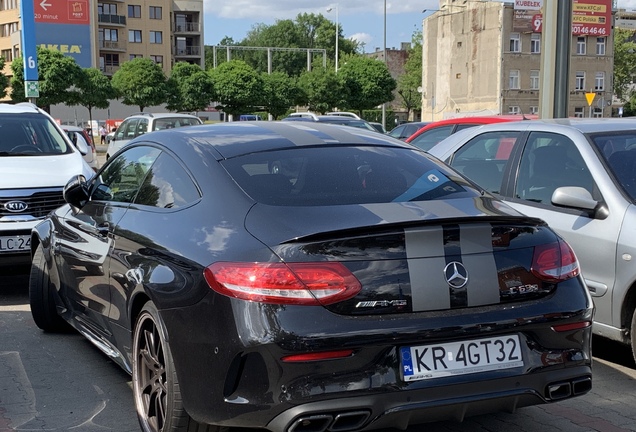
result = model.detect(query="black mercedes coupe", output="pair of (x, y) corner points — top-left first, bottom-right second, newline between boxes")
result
(29, 121), (593, 432)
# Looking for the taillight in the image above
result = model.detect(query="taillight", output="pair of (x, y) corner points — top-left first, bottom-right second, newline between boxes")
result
(281, 349), (355, 362)
(531, 239), (579, 283)
(204, 262), (362, 305)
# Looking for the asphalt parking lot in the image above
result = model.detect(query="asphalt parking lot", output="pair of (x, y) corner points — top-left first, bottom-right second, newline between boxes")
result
(2, 268), (636, 432)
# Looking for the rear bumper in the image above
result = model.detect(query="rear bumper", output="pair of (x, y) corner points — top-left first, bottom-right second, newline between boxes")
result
(267, 366), (592, 432)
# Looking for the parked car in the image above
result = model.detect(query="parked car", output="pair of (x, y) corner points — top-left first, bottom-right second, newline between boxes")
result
(405, 115), (536, 151)
(239, 114), (262, 121)
(30, 121), (592, 431)
(106, 112), (203, 159)
(282, 114), (379, 132)
(286, 112), (319, 120)
(62, 125), (99, 171)
(369, 121), (387, 134)
(388, 121), (431, 140)
(427, 117), (636, 363)
(0, 102), (94, 267)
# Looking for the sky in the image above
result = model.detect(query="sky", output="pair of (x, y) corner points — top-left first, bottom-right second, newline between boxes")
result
(203, 0), (636, 54)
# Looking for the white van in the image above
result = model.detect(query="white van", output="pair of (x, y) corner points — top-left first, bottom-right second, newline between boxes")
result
(0, 103), (94, 266)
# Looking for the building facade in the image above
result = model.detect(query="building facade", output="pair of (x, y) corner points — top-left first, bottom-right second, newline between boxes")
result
(365, 43), (411, 123)
(422, 0), (615, 120)
(0, 0), (204, 83)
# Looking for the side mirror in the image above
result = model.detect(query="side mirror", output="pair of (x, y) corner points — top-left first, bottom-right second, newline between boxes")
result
(72, 133), (89, 156)
(552, 186), (608, 219)
(63, 175), (90, 210)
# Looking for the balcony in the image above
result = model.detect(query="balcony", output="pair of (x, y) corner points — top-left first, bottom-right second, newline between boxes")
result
(98, 14), (126, 26)
(99, 40), (127, 52)
(174, 22), (200, 34)
(100, 65), (121, 76)
(174, 46), (202, 57)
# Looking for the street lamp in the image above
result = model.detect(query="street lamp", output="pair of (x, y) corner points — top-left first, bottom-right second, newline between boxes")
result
(381, 0), (386, 128)
(326, 4), (339, 72)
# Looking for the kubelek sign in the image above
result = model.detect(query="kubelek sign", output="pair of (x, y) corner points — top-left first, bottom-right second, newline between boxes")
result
(514, 0), (612, 36)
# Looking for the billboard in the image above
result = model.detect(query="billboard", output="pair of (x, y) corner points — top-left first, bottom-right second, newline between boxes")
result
(513, 0), (612, 36)
(33, 0), (92, 68)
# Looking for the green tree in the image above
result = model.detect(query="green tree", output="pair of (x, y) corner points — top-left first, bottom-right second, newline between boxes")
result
(261, 71), (299, 119)
(397, 31), (423, 120)
(0, 57), (9, 99)
(613, 28), (636, 102)
(297, 66), (343, 113)
(165, 62), (216, 112)
(71, 67), (116, 131)
(10, 47), (83, 111)
(337, 55), (396, 114)
(210, 60), (263, 118)
(111, 58), (167, 111)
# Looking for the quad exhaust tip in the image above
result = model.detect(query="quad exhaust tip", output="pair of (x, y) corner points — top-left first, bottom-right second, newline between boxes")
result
(288, 410), (370, 432)
(547, 376), (591, 400)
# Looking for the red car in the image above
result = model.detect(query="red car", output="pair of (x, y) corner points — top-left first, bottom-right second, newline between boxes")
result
(405, 115), (537, 151)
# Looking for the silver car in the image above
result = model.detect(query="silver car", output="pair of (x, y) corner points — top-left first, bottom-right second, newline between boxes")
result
(427, 118), (636, 362)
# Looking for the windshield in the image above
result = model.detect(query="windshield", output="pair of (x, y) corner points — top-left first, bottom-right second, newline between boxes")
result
(0, 113), (72, 156)
(222, 145), (481, 206)
(592, 132), (636, 200)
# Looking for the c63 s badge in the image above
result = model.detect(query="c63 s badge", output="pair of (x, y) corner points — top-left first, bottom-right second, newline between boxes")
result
(356, 300), (408, 308)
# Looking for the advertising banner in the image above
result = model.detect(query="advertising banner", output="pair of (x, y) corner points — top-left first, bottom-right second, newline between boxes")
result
(33, 0), (92, 68)
(513, 0), (612, 36)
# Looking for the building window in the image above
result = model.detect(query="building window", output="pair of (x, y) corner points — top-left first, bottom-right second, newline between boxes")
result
(530, 70), (540, 90)
(1, 49), (11, 62)
(509, 33), (521, 53)
(150, 31), (163, 44)
(593, 107), (603, 118)
(509, 70), (520, 89)
(596, 37), (606, 55)
(576, 36), (586, 55)
(99, 28), (118, 42)
(575, 71), (585, 91)
(530, 106), (539, 115)
(574, 107), (584, 118)
(98, 3), (117, 15)
(508, 106), (521, 115)
(149, 6), (162, 19)
(103, 53), (119, 67)
(530, 34), (541, 54)
(595, 72), (605, 91)
(150, 55), (163, 67)
(1, 21), (18, 37)
(128, 5), (141, 18)
(129, 54), (143, 60)
(129, 30), (142, 43)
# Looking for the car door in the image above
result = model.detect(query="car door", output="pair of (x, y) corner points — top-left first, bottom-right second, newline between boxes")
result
(505, 131), (623, 325)
(55, 145), (162, 338)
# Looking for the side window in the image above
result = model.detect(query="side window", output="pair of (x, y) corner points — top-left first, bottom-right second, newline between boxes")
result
(116, 119), (139, 140)
(449, 131), (521, 194)
(92, 146), (161, 203)
(134, 153), (200, 208)
(515, 132), (595, 205)
(409, 125), (454, 151)
(137, 119), (149, 136)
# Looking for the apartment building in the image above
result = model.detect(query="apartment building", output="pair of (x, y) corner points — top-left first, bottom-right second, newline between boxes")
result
(422, 0), (614, 120)
(0, 0), (203, 82)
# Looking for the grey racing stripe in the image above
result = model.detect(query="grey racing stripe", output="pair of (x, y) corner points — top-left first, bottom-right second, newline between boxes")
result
(405, 227), (450, 311)
(460, 224), (501, 306)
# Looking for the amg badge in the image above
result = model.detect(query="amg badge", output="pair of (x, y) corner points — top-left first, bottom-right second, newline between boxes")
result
(356, 300), (408, 308)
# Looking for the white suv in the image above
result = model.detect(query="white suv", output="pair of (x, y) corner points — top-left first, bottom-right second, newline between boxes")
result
(106, 112), (202, 159)
(0, 103), (94, 266)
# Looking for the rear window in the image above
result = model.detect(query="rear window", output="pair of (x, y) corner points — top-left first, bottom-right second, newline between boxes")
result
(222, 146), (481, 206)
(152, 117), (202, 131)
(0, 113), (72, 156)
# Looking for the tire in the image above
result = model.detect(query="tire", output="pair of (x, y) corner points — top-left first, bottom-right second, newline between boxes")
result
(29, 244), (69, 332)
(133, 302), (220, 432)
(631, 308), (636, 366)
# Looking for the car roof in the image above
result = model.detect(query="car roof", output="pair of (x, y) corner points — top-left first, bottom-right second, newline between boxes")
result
(141, 120), (412, 159)
(126, 112), (201, 120)
(0, 102), (42, 114)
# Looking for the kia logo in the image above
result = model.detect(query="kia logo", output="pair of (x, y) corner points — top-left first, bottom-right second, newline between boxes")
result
(4, 201), (28, 212)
